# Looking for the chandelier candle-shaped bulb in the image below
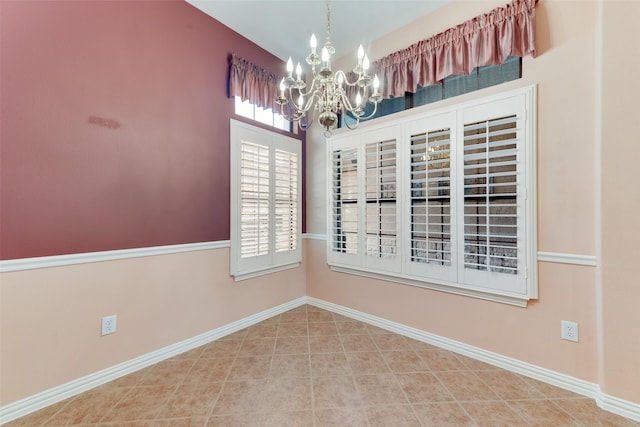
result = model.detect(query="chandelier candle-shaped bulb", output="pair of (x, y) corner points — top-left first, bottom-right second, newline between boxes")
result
(357, 45), (364, 64)
(363, 54), (370, 74)
(337, 73), (344, 86)
(310, 34), (317, 54)
(321, 46), (329, 68)
(298, 93), (304, 109)
(373, 74), (380, 92)
(296, 62), (302, 81)
(286, 57), (294, 78)
(280, 78), (285, 96)
(355, 92), (362, 106)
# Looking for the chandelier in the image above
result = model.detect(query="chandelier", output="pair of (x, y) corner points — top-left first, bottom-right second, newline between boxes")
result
(275, 0), (382, 136)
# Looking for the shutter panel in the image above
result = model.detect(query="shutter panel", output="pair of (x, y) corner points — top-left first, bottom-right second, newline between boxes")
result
(365, 138), (397, 260)
(462, 115), (518, 275)
(405, 112), (456, 281)
(409, 129), (451, 265)
(274, 149), (298, 253)
(330, 146), (359, 255)
(240, 141), (270, 258)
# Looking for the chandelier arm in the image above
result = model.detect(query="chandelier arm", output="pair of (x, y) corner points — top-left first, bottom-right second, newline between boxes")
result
(353, 99), (381, 121)
(342, 114), (361, 130)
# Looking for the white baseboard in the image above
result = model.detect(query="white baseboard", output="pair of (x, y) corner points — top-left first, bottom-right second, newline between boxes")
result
(0, 297), (306, 425)
(306, 297), (640, 423)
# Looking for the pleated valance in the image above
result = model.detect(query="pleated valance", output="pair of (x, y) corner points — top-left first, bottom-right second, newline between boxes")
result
(374, 0), (537, 98)
(229, 54), (280, 110)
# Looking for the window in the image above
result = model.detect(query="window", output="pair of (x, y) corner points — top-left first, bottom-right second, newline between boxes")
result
(342, 56), (521, 126)
(234, 97), (291, 132)
(328, 86), (536, 306)
(230, 119), (301, 280)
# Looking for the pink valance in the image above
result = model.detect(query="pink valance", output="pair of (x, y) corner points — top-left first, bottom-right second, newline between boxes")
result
(229, 54), (280, 110)
(374, 0), (537, 98)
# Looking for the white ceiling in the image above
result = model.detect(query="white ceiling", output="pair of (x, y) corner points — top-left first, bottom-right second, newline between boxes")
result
(185, 0), (449, 63)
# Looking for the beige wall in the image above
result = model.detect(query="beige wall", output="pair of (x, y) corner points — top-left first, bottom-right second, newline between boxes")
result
(0, 248), (306, 405)
(600, 0), (640, 403)
(307, 0), (639, 405)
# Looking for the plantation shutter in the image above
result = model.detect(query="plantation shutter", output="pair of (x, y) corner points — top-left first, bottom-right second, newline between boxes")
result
(330, 145), (359, 258)
(240, 142), (270, 258)
(230, 119), (301, 280)
(458, 94), (528, 296)
(365, 138), (397, 258)
(405, 113), (456, 281)
(274, 149), (298, 253)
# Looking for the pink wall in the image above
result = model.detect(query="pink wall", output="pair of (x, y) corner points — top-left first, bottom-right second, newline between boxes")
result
(0, 0), (303, 260)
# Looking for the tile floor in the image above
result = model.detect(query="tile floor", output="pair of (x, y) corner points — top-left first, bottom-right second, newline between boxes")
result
(6, 305), (639, 426)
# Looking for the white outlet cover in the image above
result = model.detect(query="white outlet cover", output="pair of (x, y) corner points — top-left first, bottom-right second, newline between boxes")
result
(102, 315), (117, 336)
(561, 320), (578, 342)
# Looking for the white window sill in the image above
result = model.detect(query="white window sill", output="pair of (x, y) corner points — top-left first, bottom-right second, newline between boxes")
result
(328, 264), (532, 307)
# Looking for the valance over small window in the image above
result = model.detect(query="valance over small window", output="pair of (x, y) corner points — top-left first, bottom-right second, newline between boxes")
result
(374, 0), (537, 98)
(229, 54), (280, 110)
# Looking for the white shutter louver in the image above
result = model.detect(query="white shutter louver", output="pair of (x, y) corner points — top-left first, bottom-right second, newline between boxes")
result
(463, 115), (519, 274)
(331, 147), (359, 255)
(240, 141), (270, 258)
(275, 149), (298, 253)
(409, 128), (452, 266)
(365, 139), (397, 259)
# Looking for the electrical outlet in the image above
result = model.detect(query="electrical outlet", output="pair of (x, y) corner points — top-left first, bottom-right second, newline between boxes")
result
(101, 315), (117, 336)
(561, 320), (578, 342)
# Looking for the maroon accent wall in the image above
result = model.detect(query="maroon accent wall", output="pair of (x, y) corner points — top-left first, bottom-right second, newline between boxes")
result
(0, 0), (304, 260)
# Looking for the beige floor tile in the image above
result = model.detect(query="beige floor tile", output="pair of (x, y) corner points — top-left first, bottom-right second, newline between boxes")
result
(553, 398), (640, 427)
(99, 385), (176, 423)
(336, 320), (369, 335)
(45, 385), (128, 425)
(277, 321), (308, 337)
(508, 399), (581, 426)
(381, 350), (429, 373)
(395, 372), (455, 403)
(226, 356), (271, 381)
(314, 407), (369, 426)
(371, 332), (411, 351)
(274, 336), (309, 354)
(269, 354), (311, 378)
(346, 351), (389, 374)
(310, 352), (351, 377)
(353, 374), (408, 405)
(435, 370), (500, 401)
(308, 322), (339, 336)
(312, 375), (361, 408)
(184, 358), (233, 383)
(416, 347), (467, 371)
(412, 402), (476, 427)
(238, 337), (276, 356)
(340, 334), (377, 352)
(244, 322), (279, 339)
(461, 400), (530, 427)
(210, 380), (265, 415)
(261, 376), (312, 413)
(156, 382), (222, 419)
(199, 339), (243, 359)
(307, 310), (334, 323)
(365, 404), (421, 427)
(152, 416), (208, 427)
(475, 369), (545, 400)
(309, 334), (343, 353)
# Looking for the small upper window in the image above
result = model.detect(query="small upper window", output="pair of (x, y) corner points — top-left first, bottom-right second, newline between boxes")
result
(235, 97), (291, 132)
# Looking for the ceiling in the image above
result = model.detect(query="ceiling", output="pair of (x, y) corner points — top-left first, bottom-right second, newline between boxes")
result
(185, 0), (449, 63)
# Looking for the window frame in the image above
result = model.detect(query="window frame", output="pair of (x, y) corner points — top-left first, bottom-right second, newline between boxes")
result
(230, 119), (302, 281)
(327, 86), (537, 306)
